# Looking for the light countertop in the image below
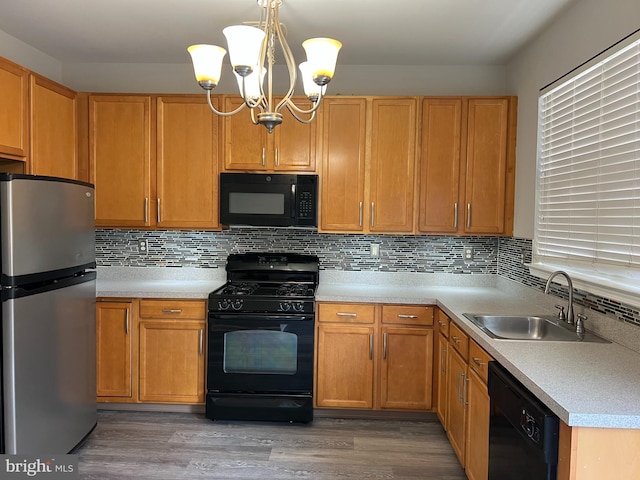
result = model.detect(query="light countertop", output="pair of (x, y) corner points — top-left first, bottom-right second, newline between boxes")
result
(97, 267), (640, 429)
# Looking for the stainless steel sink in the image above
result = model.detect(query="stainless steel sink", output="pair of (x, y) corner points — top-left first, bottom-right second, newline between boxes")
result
(462, 313), (609, 342)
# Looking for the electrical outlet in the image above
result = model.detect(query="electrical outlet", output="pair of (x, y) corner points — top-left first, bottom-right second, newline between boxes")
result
(370, 243), (380, 258)
(138, 239), (148, 254)
(464, 247), (473, 261)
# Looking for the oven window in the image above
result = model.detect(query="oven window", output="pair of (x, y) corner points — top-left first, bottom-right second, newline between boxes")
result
(229, 192), (285, 215)
(223, 330), (297, 375)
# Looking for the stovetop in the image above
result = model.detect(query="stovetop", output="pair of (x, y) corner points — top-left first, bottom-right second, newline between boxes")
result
(208, 252), (319, 314)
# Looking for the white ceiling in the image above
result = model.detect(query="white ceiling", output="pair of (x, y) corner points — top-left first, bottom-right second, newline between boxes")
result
(0, 0), (576, 67)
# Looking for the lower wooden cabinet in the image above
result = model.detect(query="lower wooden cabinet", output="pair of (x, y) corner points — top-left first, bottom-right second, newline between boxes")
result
(96, 298), (206, 405)
(316, 323), (375, 409)
(436, 307), (492, 480)
(446, 345), (468, 464)
(96, 301), (134, 399)
(315, 302), (434, 411)
(465, 368), (490, 480)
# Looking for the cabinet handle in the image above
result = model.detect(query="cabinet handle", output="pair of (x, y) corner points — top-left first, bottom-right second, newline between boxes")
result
(369, 333), (373, 360)
(383, 332), (388, 359)
(454, 202), (458, 229)
(466, 203), (471, 229)
(438, 321), (447, 329)
(157, 198), (161, 224)
(359, 202), (363, 227)
(452, 336), (462, 344)
(397, 314), (418, 319)
(199, 329), (204, 356)
(464, 376), (470, 407)
(371, 203), (375, 227)
(275, 148), (279, 166)
(472, 357), (484, 367)
(124, 309), (129, 334)
(144, 198), (149, 224)
(162, 309), (183, 314)
(440, 346), (446, 374)
(336, 312), (357, 317)
(261, 148), (266, 166)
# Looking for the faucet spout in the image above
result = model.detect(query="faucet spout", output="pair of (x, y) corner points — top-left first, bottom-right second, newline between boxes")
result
(544, 270), (575, 325)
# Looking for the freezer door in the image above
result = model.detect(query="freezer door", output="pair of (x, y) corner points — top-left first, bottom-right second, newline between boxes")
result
(1, 175), (95, 279)
(1, 275), (97, 454)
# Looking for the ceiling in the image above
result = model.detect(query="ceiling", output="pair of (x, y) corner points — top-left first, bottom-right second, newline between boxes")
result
(0, 0), (577, 68)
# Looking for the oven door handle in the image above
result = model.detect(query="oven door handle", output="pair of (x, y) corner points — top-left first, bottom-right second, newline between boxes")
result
(210, 314), (315, 322)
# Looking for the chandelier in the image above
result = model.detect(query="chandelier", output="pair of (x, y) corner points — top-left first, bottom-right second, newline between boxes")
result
(187, 0), (342, 133)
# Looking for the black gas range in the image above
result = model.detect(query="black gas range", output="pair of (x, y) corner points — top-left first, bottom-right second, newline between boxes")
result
(206, 253), (319, 423)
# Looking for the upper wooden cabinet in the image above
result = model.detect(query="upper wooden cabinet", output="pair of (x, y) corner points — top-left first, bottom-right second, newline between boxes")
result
(0, 57), (29, 160)
(418, 97), (517, 235)
(90, 95), (152, 227)
(319, 96), (418, 233)
(29, 74), (79, 179)
(89, 94), (220, 229)
(222, 96), (317, 172)
(156, 96), (219, 229)
(319, 97), (367, 232)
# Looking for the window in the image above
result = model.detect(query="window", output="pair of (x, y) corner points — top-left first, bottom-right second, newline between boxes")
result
(533, 31), (640, 307)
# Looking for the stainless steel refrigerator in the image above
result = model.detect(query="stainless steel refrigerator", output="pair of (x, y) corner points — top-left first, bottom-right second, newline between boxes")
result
(0, 173), (97, 454)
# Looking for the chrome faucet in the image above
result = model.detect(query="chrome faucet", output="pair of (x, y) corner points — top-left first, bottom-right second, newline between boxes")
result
(544, 271), (575, 325)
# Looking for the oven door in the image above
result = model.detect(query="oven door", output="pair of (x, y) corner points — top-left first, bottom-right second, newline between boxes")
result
(208, 313), (314, 394)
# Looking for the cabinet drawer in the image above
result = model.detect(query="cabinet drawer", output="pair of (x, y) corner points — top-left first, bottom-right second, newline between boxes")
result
(317, 303), (375, 324)
(436, 309), (450, 337)
(449, 321), (469, 360)
(139, 300), (206, 319)
(381, 305), (434, 326)
(468, 340), (493, 383)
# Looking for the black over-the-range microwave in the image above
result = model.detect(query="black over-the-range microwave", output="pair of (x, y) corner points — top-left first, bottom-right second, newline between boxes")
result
(219, 173), (318, 227)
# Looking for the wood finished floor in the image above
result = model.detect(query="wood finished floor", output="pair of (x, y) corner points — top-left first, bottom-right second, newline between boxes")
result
(76, 410), (467, 480)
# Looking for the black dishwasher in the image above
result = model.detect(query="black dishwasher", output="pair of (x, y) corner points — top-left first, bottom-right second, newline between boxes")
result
(488, 363), (559, 480)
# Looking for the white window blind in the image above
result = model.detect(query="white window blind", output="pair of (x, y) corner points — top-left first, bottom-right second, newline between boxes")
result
(533, 34), (640, 303)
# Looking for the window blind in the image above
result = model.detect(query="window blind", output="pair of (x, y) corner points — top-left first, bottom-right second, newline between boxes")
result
(534, 35), (640, 286)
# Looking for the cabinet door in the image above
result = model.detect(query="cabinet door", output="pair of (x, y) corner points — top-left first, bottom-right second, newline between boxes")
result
(138, 320), (206, 403)
(319, 97), (367, 232)
(446, 347), (468, 466)
(436, 333), (449, 425)
(96, 302), (133, 399)
(90, 95), (152, 227)
(316, 324), (374, 408)
(156, 96), (219, 229)
(222, 96), (267, 170)
(369, 97), (417, 233)
(29, 74), (78, 179)
(465, 368), (490, 480)
(273, 97), (317, 171)
(464, 98), (509, 234)
(0, 57), (28, 159)
(418, 98), (463, 233)
(379, 326), (433, 410)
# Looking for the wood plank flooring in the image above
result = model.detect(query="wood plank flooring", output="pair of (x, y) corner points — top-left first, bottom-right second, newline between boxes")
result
(76, 410), (466, 480)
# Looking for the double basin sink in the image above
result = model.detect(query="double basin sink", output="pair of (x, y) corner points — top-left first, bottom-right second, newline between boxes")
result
(462, 313), (608, 343)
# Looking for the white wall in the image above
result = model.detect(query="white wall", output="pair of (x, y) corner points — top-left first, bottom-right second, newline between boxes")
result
(0, 30), (62, 81)
(506, 0), (640, 238)
(60, 62), (507, 96)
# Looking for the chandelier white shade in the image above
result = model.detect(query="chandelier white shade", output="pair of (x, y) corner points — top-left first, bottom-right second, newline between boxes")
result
(187, 0), (341, 133)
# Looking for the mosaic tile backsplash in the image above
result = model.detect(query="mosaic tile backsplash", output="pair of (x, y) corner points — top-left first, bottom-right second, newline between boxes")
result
(96, 228), (640, 327)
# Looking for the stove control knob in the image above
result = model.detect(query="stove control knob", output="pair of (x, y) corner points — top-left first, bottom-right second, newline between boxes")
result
(232, 299), (243, 310)
(279, 302), (292, 312)
(218, 299), (230, 310)
(292, 302), (304, 312)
